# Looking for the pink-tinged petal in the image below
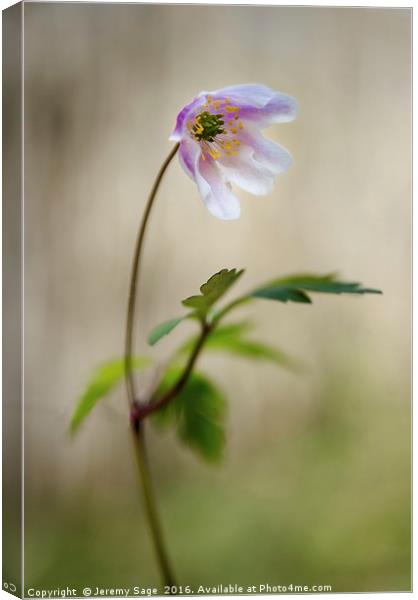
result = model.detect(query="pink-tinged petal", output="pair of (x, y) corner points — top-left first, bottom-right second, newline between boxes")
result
(178, 137), (199, 179)
(169, 94), (204, 141)
(218, 128), (292, 196)
(240, 126), (293, 175)
(238, 93), (298, 127)
(194, 156), (241, 220)
(211, 83), (280, 107)
(210, 84), (297, 127)
(218, 146), (276, 195)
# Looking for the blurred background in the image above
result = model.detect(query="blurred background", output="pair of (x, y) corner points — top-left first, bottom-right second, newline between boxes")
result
(13, 3), (411, 593)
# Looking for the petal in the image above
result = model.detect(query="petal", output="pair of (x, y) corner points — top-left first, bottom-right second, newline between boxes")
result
(218, 128), (292, 196)
(211, 83), (280, 107)
(178, 137), (199, 179)
(194, 155), (241, 220)
(240, 126), (293, 175)
(238, 93), (298, 127)
(218, 146), (276, 196)
(169, 94), (204, 141)
(212, 83), (298, 128)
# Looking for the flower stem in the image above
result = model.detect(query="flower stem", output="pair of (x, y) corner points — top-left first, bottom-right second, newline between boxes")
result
(131, 429), (176, 587)
(125, 142), (180, 404)
(124, 143), (179, 588)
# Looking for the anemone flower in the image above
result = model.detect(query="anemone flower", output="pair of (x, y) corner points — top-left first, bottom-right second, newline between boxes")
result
(170, 83), (298, 220)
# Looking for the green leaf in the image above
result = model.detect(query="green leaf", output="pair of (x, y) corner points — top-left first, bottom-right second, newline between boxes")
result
(253, 287), (312, 304)
(251, 273), (382, 305)
(178, 321), (298, 370)
(148, 316), (186, 346)
(182, 268), (244, 317)
(70, 357), (151, 435)
(148, 268), (245, 346)
(152, 368), (226, 463)
(209, 337), (298, 369)
(178, 320), (253, 354)
(205, 320), (254, 340)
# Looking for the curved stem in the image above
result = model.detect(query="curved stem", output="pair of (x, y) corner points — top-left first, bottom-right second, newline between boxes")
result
(124, 143), (179, 588)
(125, 142), (179, 406)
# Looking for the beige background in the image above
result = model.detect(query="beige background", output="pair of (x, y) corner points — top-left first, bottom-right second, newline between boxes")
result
(19, 3), (410, 592)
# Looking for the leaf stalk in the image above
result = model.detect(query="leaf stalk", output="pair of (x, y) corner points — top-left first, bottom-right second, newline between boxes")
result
(137, 321), (212, 420)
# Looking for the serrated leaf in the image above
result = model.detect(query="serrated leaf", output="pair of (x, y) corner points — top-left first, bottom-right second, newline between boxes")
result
(273, 273), (381, 294)
(152, 368), (226, 463)
(148, 316), (185, 346)
(182, 268), (244, 317)
(251, 273), (381, 304)
(70, 357), (151, 435)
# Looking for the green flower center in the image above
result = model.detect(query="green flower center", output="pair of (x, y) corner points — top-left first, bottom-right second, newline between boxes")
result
(191, 111), (226, 143)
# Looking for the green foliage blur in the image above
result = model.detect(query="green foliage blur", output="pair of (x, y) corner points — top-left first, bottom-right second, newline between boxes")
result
(17, 361), (410, 593)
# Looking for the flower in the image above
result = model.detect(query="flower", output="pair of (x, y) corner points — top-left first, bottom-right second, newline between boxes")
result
(170, 84), (298, 220)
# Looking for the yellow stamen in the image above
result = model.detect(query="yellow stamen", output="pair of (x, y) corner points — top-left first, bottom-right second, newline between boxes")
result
(208, 148), (221, 160)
